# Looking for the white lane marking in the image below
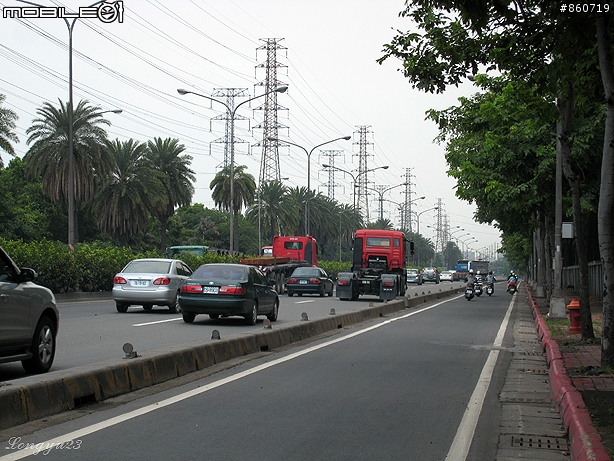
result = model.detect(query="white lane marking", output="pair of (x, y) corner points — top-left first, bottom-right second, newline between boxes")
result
(444, 293), (516, 461)
(0, 295), (465, 461)
(294, 300), (315, 304)
(132, 318), (182, 327)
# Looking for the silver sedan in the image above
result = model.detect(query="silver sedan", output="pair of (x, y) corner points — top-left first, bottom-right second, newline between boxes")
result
(112, 258), (192, 313)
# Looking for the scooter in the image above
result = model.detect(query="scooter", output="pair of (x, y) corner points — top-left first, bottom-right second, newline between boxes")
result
(465, 283), (475, 301)
(474, 282), (483, 297)
(486, 282), (494, 296)
(507, 280), (517, 294)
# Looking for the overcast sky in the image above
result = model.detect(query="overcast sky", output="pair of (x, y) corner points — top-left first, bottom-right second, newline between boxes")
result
(0, 0), (502, 255)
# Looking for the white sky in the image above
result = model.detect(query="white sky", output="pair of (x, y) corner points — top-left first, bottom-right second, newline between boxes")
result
(0, 0), (502, 256)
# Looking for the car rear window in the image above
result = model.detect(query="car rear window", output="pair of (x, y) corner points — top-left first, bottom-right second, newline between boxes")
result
(291, 268), (320, 277)
(124, 261), (171, 274)
(193, 265), (247, 281)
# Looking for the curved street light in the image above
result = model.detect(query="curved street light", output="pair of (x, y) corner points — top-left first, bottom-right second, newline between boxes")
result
(414, 206), (438, 235)
(322, 164), (389, 212)
(267, 135), (351, 236)
(178, 85), (288, 253)
(365, 183), (408, 222)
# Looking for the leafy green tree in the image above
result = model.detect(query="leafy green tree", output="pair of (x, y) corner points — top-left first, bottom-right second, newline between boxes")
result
(146, 137), (195, 253)
(94, 139), (164, 246)
(366, 218), (394, 230)
(245, 180), (292, 245)
(24, 100), (113, 242)
(0, 94), (19, 168)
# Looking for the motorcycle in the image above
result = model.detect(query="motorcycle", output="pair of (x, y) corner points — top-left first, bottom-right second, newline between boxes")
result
(465, 283), (475, 301)
(474, 281), (483, 297)
(486, 282), (494, 296)
(507, 279), (517, 295)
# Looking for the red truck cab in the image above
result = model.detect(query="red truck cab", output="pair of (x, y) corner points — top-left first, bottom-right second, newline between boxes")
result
(272, 236), (318, 266)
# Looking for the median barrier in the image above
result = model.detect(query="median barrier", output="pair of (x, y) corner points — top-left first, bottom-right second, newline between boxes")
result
(0, 289), (458, 431)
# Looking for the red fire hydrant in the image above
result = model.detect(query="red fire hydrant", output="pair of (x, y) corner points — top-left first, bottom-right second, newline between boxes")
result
(567, 298), (581, 333)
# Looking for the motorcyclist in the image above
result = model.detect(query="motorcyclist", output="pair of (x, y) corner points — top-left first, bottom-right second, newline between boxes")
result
(507, 271), (518, 292)
(475, 270), (484, 285)
(486, 271), (496, 284)
(465, 269), (476, 287)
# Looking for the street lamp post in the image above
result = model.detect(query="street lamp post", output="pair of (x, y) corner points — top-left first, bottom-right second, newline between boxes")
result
(322, 164), (389, 211)
(178, 86), (288, 253)
(267, 136), (351, 235)
(365, 183), (408, 222)
(17, 0), (107, 252)
(415, 206), (439, 235)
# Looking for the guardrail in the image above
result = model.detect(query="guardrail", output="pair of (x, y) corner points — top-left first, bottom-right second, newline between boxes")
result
(562, 261), (603, 300)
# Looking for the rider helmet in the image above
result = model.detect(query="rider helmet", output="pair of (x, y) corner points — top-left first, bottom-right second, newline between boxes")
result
(469, 269), (474, 274)
(477, 270), (481, 275)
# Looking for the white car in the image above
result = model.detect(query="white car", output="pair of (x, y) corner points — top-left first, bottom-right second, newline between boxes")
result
(440, 270), (454, 282)
(113, 258), (193, 313)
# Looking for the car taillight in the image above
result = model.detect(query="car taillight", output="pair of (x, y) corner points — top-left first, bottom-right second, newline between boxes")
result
(219, 286), (246, 295)
(153, 277), (171, 285)
(113, 276), (127, 284)
(337, 280), (349, 286)
(286, 278), (297, 284)
(309, 278), (321, 284)
(181, 284), (203, 293)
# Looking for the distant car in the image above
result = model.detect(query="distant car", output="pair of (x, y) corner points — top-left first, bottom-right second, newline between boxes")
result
(113, 258), (193, 313)
(286, 266), (334, 297)
(406, 268), (423, 285)
(440, 270), (454, 282)
(0, 247), (59, 374)
(178, 263), (279, 325)
(422, 267), (440, 283)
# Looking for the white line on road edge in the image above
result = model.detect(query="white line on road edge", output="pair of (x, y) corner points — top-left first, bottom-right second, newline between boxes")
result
(132, 318), (182, 327)
(444, 293), (516, 461)
(0, 295), (463, 461)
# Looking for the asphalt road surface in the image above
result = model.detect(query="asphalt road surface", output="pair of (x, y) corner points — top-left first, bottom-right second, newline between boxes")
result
(0, 281), (466, 381)
(0, 286), (514, 461)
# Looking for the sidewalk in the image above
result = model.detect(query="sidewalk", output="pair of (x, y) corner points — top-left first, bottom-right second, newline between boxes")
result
(527, 286), (611, 461)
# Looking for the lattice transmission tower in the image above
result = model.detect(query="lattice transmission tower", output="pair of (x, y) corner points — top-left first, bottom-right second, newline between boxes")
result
(320, 150), (344, 199)
(253, 38), (288, 185)
(354, 126), (373, 221)
(400, 168), (414, 232)
(435, 198), (445, 254)
(209, 88), (249, 167)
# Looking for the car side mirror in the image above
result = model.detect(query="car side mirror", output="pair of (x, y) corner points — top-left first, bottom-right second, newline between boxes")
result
(18, 267), (37, 283)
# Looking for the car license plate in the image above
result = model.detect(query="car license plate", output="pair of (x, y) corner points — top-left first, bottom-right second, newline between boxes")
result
(299, 280), (308, 284)
(131, 280), (149, 287)
(202, 286), (219, 294)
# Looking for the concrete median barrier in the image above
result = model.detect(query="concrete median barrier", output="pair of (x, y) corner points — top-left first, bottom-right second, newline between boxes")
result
(0, 290), (458, 431)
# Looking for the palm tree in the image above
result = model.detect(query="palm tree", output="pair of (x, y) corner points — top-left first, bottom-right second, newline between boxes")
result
(246, 180), (292, 243)
(24, 99), (113, 241)
(145, 137), (196, 253)
(0, 94), (19, 168)
(93, 139), (165, 246)
(210, 164), (256, 252)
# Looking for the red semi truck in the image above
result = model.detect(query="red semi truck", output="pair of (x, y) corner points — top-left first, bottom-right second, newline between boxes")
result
(336, 229), (408, 301)
(239, 235), (317, 294)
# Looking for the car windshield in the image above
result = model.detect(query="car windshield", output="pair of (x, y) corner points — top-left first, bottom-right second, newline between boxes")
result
(193, 265), (248, 282)
(124, 260), (171, 274)
(408, 269), (418, 274)
(291, 268), (320, 277)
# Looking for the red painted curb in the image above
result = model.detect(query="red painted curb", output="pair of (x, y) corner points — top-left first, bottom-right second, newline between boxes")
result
(525, 285), (610, 461)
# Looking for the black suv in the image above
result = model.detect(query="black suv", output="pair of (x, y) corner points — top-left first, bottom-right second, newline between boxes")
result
(0, 247), (59, 373)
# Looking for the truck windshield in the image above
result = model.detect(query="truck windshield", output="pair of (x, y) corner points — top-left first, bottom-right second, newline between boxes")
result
(366, 237), (390, 247)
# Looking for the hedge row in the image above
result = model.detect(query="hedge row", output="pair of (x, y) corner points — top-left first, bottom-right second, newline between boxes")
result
(0, 239), (352, 293)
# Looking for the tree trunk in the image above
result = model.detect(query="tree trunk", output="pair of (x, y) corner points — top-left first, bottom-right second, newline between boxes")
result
(596, 14), (614, 367)
(558, 83), (594, 340)
(544, 211), (553, 302)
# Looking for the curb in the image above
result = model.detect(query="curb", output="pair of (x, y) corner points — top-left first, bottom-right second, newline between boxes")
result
(0, 287), (460, 431)
(526, 285), (610, 461)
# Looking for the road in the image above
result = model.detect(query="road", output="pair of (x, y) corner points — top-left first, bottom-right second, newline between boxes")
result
(0, 281), (466, 381)
(0, 284), (514, 461)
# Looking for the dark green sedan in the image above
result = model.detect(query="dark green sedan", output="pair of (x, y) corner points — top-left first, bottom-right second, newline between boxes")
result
(178, 263), (279, 325)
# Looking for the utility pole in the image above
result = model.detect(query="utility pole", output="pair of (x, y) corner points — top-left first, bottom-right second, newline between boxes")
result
(321, 150), (344, 199)
(354, 125), (373, 221)
(254, 38), (288, 185)
(210, 88), (249, 167)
